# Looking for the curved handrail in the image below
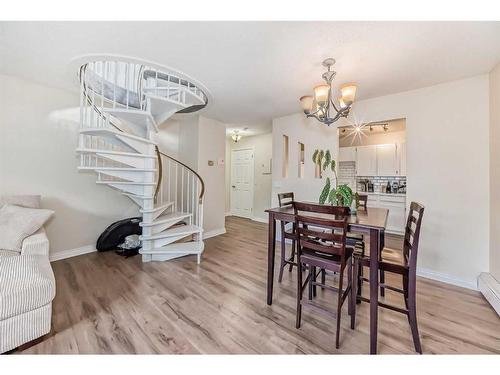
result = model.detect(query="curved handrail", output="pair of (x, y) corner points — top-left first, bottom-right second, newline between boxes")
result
(157, 148), (205, 204)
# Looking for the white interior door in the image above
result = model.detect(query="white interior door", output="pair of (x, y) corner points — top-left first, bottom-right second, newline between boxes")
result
(231, 148), (254, 218)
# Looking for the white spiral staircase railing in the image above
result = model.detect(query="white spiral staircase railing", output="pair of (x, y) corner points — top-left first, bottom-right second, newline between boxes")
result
(76, 57), (208, 263)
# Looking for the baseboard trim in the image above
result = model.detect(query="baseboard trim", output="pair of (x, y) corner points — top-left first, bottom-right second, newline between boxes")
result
(203, 227), (226, 239)
(416, 267), (477, 291)
(50, 229), (227, 261)
(225, 212), (231, 217)
(50, 245), (96, 262)
(478, 272), (500, 316)
(252, 216), (267, 224)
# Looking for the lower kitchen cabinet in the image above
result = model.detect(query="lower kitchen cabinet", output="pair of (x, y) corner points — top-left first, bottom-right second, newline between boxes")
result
(365, 193), (406, 235)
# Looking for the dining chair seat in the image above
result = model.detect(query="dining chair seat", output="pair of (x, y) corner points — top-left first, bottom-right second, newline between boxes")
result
(301, 246), (353, 268)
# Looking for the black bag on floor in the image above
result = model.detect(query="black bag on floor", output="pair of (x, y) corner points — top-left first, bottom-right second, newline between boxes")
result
(96, 217), (142, 252)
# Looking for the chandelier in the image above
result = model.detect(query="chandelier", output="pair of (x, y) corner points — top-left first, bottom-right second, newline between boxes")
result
(300, 58), (357, 126)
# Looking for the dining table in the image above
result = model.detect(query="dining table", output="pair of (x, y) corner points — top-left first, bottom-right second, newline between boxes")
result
(264, 204), (389, 354)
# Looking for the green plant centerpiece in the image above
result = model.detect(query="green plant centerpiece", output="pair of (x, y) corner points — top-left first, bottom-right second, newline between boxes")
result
(312, 149), (354, 208)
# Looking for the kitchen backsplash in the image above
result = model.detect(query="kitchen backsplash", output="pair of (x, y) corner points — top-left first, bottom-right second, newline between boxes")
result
(338, 161), (356, 190)
(357, 176), (406, 193)
(338, 161), (406, 193)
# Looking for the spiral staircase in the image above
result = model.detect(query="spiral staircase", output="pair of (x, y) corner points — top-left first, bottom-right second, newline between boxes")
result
(76, 57), (208, 263)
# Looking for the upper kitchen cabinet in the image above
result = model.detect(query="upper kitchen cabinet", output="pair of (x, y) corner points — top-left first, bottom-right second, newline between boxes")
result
(398, 141), (407, 176)
(338, 146), (356, 162)
(376, 143), (398, 176)
(356, 145), (377, 176)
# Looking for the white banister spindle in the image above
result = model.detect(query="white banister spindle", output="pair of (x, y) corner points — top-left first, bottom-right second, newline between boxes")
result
(101, 61), (105, 127)
(191, 174), (195, 221)
(125, 63), (129, 109)
(187, 171), (190, 213)
(113, 61), (117, 108)
(181, 167), (184, 212)
(175, 163), (178, 212)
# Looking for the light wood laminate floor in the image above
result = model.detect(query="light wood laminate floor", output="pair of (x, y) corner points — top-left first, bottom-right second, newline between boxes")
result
(21, 217), (500, 354)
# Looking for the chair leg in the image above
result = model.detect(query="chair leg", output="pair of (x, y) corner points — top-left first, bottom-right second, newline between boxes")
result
(308, 265), (313, 300)
(351, 258), (357, 329)
(321, 269), (326, 289)
(278, 229), (286, 283)
(380, 270), (385, 297)
(336, 267), (344, 349)
(408, 274), (422, 354)
(355, 258), (362, 304)
(347, 258), (353, 317)
(312, 266), (317, 297)
(296, 258), (303, 329)
(357, 263), (363, 303)
(289, 240), (296, 272)
(403, 273), (409, 311)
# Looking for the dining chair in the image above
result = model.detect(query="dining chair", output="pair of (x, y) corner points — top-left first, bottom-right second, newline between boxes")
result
(347, 193), (368, 294)
(357, 194), (368, 210)
(277, 192), (296, 282)
(294, 202), (355, 349)
(353, 201), (425, 353)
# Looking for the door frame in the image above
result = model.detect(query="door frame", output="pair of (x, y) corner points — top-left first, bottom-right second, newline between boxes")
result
(230, 146), (255, 218)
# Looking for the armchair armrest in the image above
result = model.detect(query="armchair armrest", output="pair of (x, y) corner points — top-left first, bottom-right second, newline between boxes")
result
(21, 228), (50, 256)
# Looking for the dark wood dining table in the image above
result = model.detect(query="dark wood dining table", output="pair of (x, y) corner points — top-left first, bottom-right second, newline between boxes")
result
(265, 204), (389, 354)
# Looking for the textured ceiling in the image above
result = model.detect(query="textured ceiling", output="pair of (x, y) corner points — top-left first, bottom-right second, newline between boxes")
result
(1, 21), (500, 134)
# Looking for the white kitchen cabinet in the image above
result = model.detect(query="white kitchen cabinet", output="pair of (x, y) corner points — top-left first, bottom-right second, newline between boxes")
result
(338, 146), (356, 162)
(378, 195), (406, 234)
(376, 144), (398, 176)
(398, 141), (407, 176)
(356, 145), (377, 176)
(365, 194), (406, 234)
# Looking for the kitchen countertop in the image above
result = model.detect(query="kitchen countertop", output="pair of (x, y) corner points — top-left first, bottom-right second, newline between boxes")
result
(357, 191), (406, 196)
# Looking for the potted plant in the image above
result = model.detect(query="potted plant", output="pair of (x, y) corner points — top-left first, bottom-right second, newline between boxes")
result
(313, 148), (354, 208)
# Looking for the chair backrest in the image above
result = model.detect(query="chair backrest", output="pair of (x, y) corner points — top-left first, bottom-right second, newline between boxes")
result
(357, 194), (368, 210)
(293, 201), (350, 217)
(404, 202), (425, 272)
(294, 202), (350, 265)
(278, 192), (294, 208)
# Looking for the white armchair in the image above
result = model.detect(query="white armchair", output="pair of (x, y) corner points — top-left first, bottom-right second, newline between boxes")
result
(0, 213), (55, 353)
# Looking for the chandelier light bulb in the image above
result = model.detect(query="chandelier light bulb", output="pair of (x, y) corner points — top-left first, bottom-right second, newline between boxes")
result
(313, 84), (330, 107)
(300, 96), (314, 114)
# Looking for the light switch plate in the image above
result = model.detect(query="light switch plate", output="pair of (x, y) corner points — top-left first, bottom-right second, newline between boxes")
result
(218, 158), (225, 166)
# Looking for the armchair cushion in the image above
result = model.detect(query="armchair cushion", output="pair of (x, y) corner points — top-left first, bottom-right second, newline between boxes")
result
(0, 204), (54, 252)
(21, 228), (50, 256)
(0, 195), (41, 209)
(0, 255), (55, 320)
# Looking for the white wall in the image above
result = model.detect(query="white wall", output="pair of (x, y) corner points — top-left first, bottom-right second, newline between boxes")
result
(338, 75), (490, 288)
(340, 128), (406, 147)
(177, 115), (200, 170)
(197, 116), (227, 236)
(0, 74), (139, 256)
(225, 138), (231, 214)
(271, 113), (339, 207)
(227, 133), (272, 221)
(490, 63), (500, 281)
(154, 120), (181, 159)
